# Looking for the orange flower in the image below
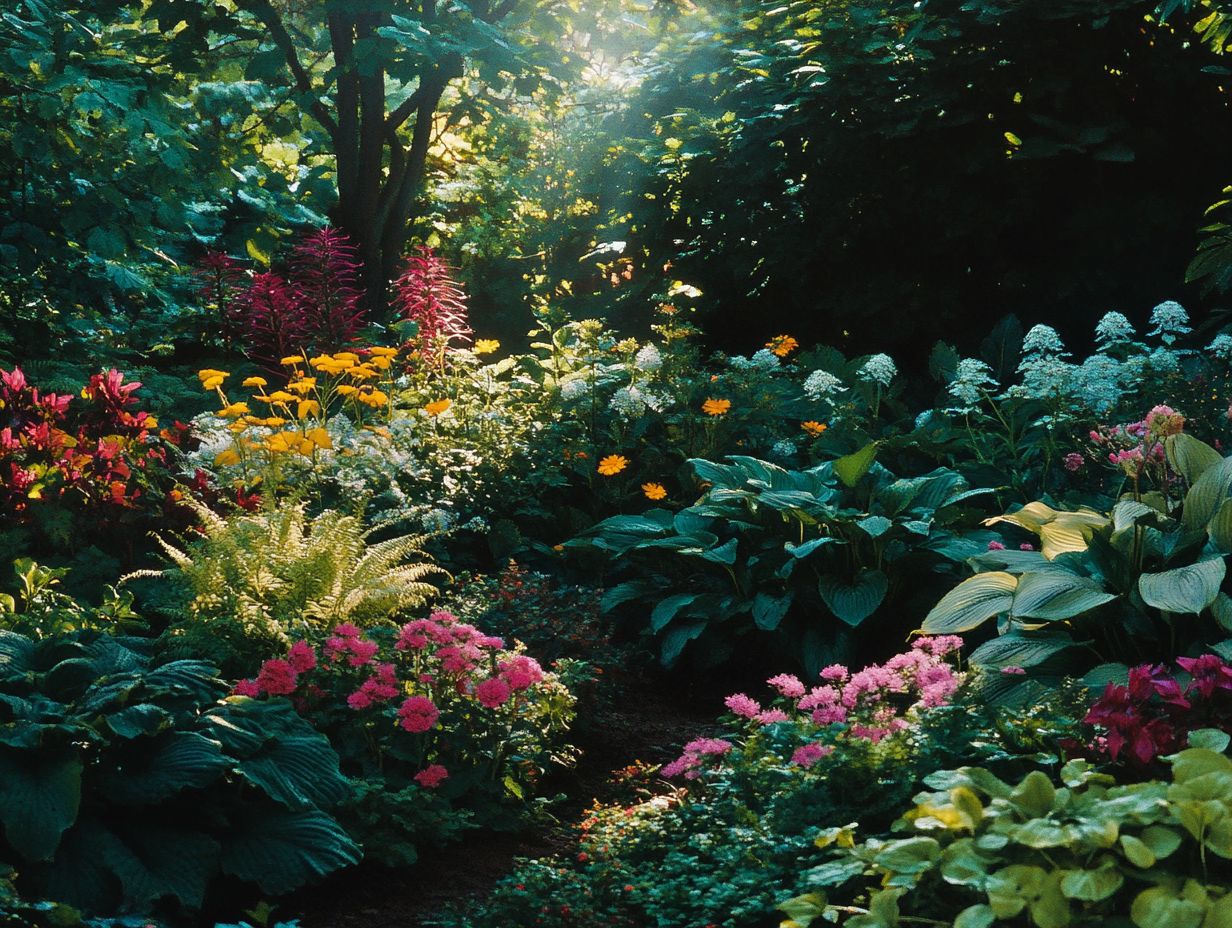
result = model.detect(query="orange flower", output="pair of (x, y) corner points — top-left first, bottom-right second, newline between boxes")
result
(597, 454), (628, 476)
(424, 399), (451, 417)
(642, 482), (667, 500)
(701, 398), (731, 417)
(766, 335), (799, 357)
(801, 420), (828, 438)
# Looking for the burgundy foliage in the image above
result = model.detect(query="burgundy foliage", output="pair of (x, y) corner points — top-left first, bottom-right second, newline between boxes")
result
(393, 246), (472, 351)
(231, 271), (307, 370)
(291, 227), (365, 352)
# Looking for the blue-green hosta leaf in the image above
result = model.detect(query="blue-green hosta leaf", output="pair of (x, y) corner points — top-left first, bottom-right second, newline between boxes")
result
(99, 731), (230, 804)
(659, 620), (707, 667)
(104, 703), (173, 740)
(1010, 571), (1116, 621)
(222, 809), (361, 895)
(1208, 499), (1232, 553)
(968, 632), (1075, 670)
(1183, 457), (1232, 533)
(694, 537), (739, 566)
(650, 593), (699, 633)
(600, 579), (663, 612)
(857, 515), (893, 538)
(1166, 433), (1224, 485)
(786, 536), (837, 559)
(0, 750), (81, 861)
(1138, 558), (1226, 614)
(237, 728), (351, 810)
(753, 591), (794, 631)
(688, 458), (748, 489)
(818, 569), (888, 627)
(922, 572), (1017, 634)
(0, 631), (34, 682)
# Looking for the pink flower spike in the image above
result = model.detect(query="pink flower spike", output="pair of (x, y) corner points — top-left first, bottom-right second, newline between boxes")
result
(723, 693), (761, 718)
(414, 764), (449, 789)
(232, 679), (260, 697)
(397, 695), (440, 733)
(287, 640), (317, 673)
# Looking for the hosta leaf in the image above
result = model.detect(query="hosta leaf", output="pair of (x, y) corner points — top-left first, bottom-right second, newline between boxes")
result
(103, 703), (172, 740)
(1060, 864), (1123, 901)
(921, 572), (1017, 633)
(834, 442), (879, 488)
(220, 808), (360, 894)
(856, 515), (892, 538)
(659, 620), (707, 666)
(98, 731), (230, 804)
(1130, 885), (1204, 928)
(1138, 558), (1225, 614)
(818, 569), (888, 627)
(752, 591), (793, 631)
(1010, 571), (1116, 621)
(238, 728), (350, 809)
(0, 631), (35, 682)
(1209, 499), (1232, 553)
(650, 593), (699, 633)
(1167, 433), (1224, 485)
(0, 750), (81, 861)
(1183, 457), (1232, 533)
(968, 631), (1074, 670)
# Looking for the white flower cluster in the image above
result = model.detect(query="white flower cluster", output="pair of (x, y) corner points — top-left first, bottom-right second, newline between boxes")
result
(1094, 311), (1135, 346)
(634, 343), (663, 372)
(1146, 300), (1191, 345)
(858, 353), (896, 387)
(803, 369), (845, 400)
(945, 358), (997, 413)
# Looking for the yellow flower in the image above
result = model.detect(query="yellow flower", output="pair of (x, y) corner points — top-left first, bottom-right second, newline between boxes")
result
(423, 399), (452, 417)
(369, 346), (399, 358)
(335, 384), (359, 397)
(701, 398), (731, 417)
(597, 454), (629, 476)
(332, 351), (360, 362)
(801, 420), (828, 438)
(218, 402), (250, 418)
(214, 448), (241, 467)
(766, 335), (799, 357)
(369, 355), (392, 370)
(198, 369), (229, 390)
(642, 482), (667, 500)
(309, 354), (352, 374)
(357, 389), (389, 408)
(261, 416), (289, 427)
(306, 427), (333, 449)
(264, 431), (300, 453)
(297, 399), (321, 419)
(242, 376), (268, 388)
(280, 355), (304, 367)
(347, 365), (379, 380)
(259, 390), (296, 404)
(287, 378), (317, 394)
(227, 421), (249, 434)
(473, 339), (500, 355)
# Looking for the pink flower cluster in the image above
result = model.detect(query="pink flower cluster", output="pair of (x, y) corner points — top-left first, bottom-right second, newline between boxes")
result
(662, 638), (964, 779)
(1086, 407), (1184, 481)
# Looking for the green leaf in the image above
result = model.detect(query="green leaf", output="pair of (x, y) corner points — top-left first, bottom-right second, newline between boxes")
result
(99, 732), (230, 804)
(650, 593), (700, 633)
(659, 620), (706, 666)
(968, 631), (1073, 670)
(1010, 571), (1116, 621)
(220, 809), (360, 895)
(1009, 771), (1056, 818)
(1209, 499), (1232, 553)
(1183, 457), (1232, 533)
(1167, 433), (1224, 485)
(752, 591), (794, 631)
(1188, 728), (1232, 753)
(834, 442), (879, 488)
(857, 515), (892, 538)
(921, 572), (1017, 633)
(1138, 558), (1225, 614)
(1060, 864), (1123, 901)
(1120, 834), (1156, 868)
(1130, 885), (1204, 928)
(818, 569), (888, 627)
(0, 751), (82, 861)
(954, 905), (995, 928)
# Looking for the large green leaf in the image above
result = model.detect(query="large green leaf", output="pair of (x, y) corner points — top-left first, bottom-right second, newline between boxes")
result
(98, 731), (230, 804)
(0, 631), (35, 682)
(1167, 433), (1224, 486)
(650, 593), (699, 633)
(834, 442), (879, 488)
(1183, 457), (1232, 533)
(818, 569), (888, 627)
(1010, 571), (1116, 621)
(1138, 559), (1226, 614)
(753, 591), (794, 631)
(922, 572), (1017, 633)
(0, 750), (82, 861)
(968, 632), (1074, 670)
(1209, 498), (1232, 553)
(659, 620), (707, 666)
(221, 809), (361, 894)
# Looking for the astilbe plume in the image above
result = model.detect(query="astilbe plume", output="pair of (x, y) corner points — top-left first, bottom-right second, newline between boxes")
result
(292, 227), (365, 352)
(233, 271), (308, 370)
(393, 246), (472, 354)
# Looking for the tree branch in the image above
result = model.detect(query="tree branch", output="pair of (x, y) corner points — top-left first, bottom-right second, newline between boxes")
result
(236, 0), (338, 136)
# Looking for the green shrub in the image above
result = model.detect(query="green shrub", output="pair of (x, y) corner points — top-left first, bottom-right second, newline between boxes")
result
(569, 454), (992, 672)
(0, 629), (359, 918)
(787, 739), (1232, 928)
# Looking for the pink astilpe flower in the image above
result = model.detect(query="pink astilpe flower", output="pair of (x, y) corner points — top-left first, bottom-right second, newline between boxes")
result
(791, 742), (834, 767)
(255, 659), (298, 696)
(987, 540), (1006, 551)
(287, 640), (317, 673)
(767, 673), (806, 699)
(723, 693), (761, 718)
(414, 764), (450, 789)
(499, 655), (544, 691)
(232, 678), (261, 697)
(475, 677), (512, 708)
(397, 695), (440, 733)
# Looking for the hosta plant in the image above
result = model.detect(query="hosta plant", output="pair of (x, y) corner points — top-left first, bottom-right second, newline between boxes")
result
(922, 431), (1232, 703)
(569, 454), (992, 672)
(785, 744), (1232, 928)
(136, 500), (445, 675)
(231, 612), (577, 866)
(0, 630), (358, 918)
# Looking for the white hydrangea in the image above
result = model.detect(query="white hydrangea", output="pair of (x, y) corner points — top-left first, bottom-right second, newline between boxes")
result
(752, 348), (781, 371)
(946, 358), (997, 413)
(1013, 356), (1075, 400)
(1021, 324), (1066, 358)
(771, 439), (797, 459)
(803, 369), (846, 399)
(1094, 311), (1135, 347)
(1147, 346), (1181, 374)
(728, 355), (756, 371)
(1147, 300), (1191, 345)
(1074, 354), (1123, 414)
(421, 509), (457, 533)
(1208, 334), (1232, 361)
(609, 386), (648, 419)
(634, 343), (662, 372)
(858, 353), (897, 387)
(560, 378), (590, 401)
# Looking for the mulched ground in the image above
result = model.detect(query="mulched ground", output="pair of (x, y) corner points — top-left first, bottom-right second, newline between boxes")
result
(289, 668), (717, 928)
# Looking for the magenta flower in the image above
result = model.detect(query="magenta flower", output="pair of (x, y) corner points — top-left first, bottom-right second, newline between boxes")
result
(475, 677), (512, 708)
(723, 693), (761, 718)
(232, 678), (260, 697)
(767, 673), (806, 699)
(415, 764), (450, 789)
(287, 640), (317, 673)
(987, 540), (1006, 551)
(346, 638), (380, 667)
(791, 742), (834, 767)
(255, 659), (298, 696)
(397, 695), (440, 733)
(499, 655), (544, 691)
